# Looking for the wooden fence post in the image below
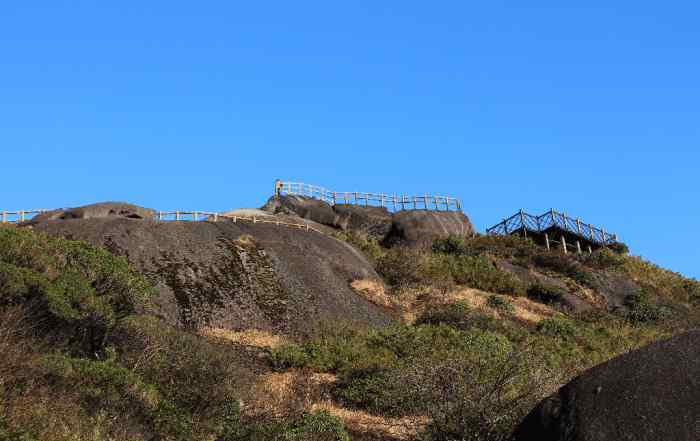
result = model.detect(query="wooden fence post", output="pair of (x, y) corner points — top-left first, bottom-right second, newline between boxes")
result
(2, 211), (6, 223)
(561, 235), (568, 254)
(545, 233), (551, 251)
(576, 240), (582, 254)
(392, 195), (397, 211)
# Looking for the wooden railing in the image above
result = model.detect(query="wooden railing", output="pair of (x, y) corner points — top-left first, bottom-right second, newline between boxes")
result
(1, 209), (324, 235)
(1, 210), (51, 224)
(278, 181), (462, 212)
(486, 209), (618, 246)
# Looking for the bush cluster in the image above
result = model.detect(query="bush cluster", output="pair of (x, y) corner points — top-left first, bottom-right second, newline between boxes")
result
(527, 283), (566, 306)
(0, 227), (153, 353)
(486, 295), (514, 314)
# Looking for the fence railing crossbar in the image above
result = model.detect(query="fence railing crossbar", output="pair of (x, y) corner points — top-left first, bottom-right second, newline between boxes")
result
(486, 209), (618, 246)
(1, 210), (325, 235)
(279, 181), (461, 212)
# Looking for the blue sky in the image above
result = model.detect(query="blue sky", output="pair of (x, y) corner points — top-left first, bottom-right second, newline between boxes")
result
(1, 2), (698, 279)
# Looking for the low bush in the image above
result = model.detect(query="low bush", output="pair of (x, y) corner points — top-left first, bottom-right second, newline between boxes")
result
(585, 249), (626, 269)
(527, 283), (566, 306)
(111, 315), (247, 422)
(432, 234), (470, 256)
(608, 242), (630, 255)
(537, 317), (577, 339)
(623, 291), (667, 324)
(41, 353), (192, 439)
(415, 301), (472, 329)
(486, 295), (514, 314)
(0, 227), (154, 354)
(430, 254), (526, 296)
(224, 409), (350, 441)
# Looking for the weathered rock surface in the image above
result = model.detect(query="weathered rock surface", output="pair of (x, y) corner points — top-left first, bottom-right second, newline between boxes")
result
(496, 260), (594, 314)
(383, 210), (475, 248)
(586, 271), (642, 311)
(261, 195), (336, 226)
(331, 204), (393, 238)
(28, 202), (155, 223)
(513, 330), (700, 441)
(30, 215), (391, 335)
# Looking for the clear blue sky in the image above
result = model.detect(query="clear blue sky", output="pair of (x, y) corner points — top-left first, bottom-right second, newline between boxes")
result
(1, 2), (698, 279)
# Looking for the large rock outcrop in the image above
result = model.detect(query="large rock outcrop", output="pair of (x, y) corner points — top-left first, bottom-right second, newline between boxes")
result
(30, 209), (392, 335)
(262, 195), (475, 246)
(331, 204), (393, 238)
(28, 202), (155, 222)
(261, 195), (336, 226)
(513, 330), (700, 441)
(383, 210), (475, 248)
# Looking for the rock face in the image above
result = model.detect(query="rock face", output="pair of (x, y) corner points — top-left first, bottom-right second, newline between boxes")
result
(331, 204), (393, 238)
(261, 195), (336, 226)
(383, 210), (475, 248)
(30, 212), (391, 335)
(513, 330), (700, 441)
(496, 260), (594, 314)
(262, 195), (475, 246)
(29, 202), (155, 223)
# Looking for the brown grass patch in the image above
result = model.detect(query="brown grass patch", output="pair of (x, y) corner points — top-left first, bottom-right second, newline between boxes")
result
(312, 401), (427, 440)
(351, 278), (395, 309)
(199, 327), (288, 349)
(245, 370), (425, 440)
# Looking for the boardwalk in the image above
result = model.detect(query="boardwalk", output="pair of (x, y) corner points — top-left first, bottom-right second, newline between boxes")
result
(487, 209), (618, 253)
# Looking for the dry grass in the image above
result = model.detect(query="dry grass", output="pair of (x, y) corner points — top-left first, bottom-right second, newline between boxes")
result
(352, 276), (560, 325)
(245, 370), (426, 440)
(312, 401), (427, 440)
(351, 278), (395, 309)
(199, 327), (288, 349)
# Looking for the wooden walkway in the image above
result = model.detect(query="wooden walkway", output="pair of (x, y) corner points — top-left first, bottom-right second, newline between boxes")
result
(486, 209), (618, 251)
(277, 181), (462, 212)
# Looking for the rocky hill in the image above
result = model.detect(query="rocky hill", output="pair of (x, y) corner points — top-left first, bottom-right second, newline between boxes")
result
(1, 198), (698, 441)
(29, 208), (390, 335)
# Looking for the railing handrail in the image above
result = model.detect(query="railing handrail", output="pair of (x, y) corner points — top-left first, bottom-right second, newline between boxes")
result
(277, 181), (462, 212)
(0, 209), (325, 235)
(486, 209), (618, 246)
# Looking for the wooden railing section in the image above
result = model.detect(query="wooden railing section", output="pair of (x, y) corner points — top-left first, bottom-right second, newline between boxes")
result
(1, 210), (51, 224)
(278, 181), (462, 212)
(486, 209), (618, 246)
(1, 210), (324, 234)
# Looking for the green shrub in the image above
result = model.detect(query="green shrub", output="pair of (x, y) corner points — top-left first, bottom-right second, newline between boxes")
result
(443, 255), (526, 296)
(227, 410), (350, 441)
(624, 291), (667, 324)
(585, 249), (626, 269)
(432, 234), (470, 256)
(111, 315), (245, 419)
(41, 353), (192, 439)
(333, 231), (384, 263)
(375, 247), (429, 288)
(486, 295), (514, 314)
(537, 317), (577, 339)
(0, 228), (154, 353)
(527, 283), (566, 306)
(608, 242), (630, 255)
(415, 301), (471, 329)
